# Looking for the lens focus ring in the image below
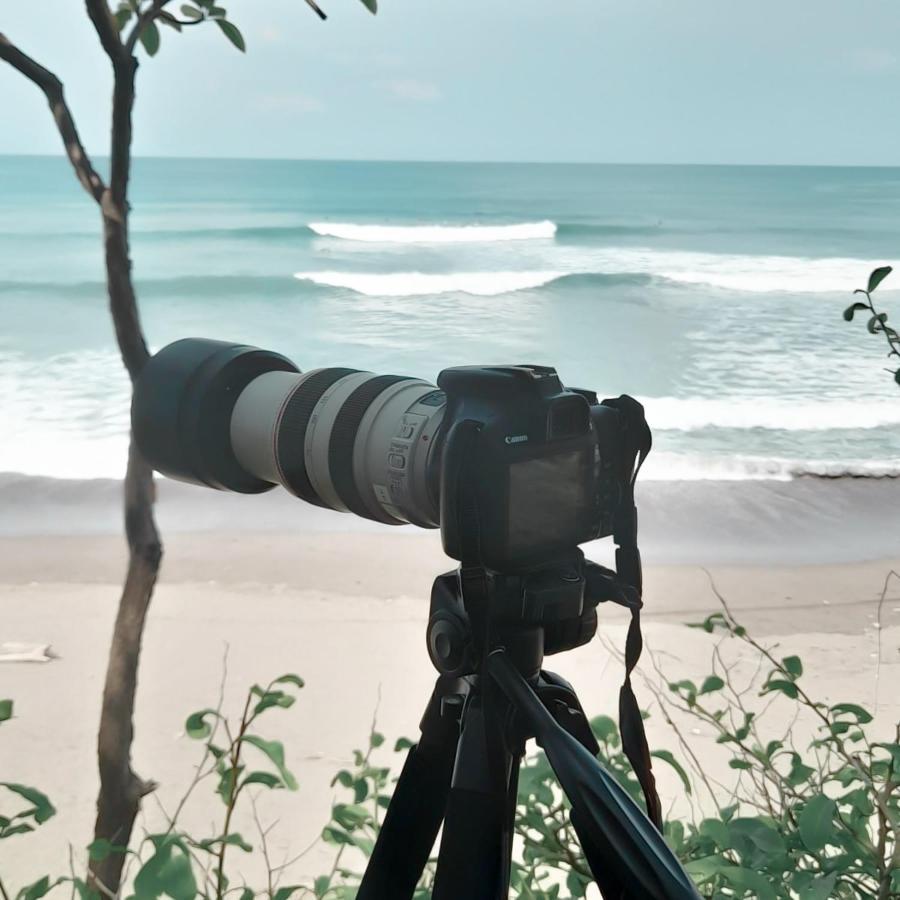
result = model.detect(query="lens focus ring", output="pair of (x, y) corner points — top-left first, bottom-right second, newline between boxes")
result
(329, 374), (413, 523)
(277, 367), (360, 505)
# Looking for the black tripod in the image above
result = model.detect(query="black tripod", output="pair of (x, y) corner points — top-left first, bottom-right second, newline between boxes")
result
(356, 552), (701, 900)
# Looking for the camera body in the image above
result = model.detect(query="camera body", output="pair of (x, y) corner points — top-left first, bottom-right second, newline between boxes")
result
(436, 365), (623, 571)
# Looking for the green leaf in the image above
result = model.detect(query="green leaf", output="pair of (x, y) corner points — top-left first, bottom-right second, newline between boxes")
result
(868, 265), (893, 293)
(331, 803), (371, 830)
(781, 655), (802, 678)
(313, 875), (331, 898)
(798, 793), (837, 851)
(830, 702), (873, 724)
(241, 771), (283, 790)
(0, 784), (56, 824)
(793, 871), (837, 900)
(874, 741), (900, 771)
(139, 20), (161, 56)
(650, 750), (691, 794)
(590, 715), (619, 744)
(16, 876), (58, 900)
(352, 779), (368, 803)
(180, 4), (203, 18)
(195, 832), (252, 853)
(698, 818), (729, 847)
(729, 758), (752, 770)
(843, 301), (870, 321)
(215, 18), (245, 52)
(273, 673), (304, 689)
(322, 824), (356, 845)
(868, 312), (888, 334)
(272, 888), (302, 900)
(133, 837), (197, 900)
(185, 708), (219, 739)
(358, 0), (377, 12)
(253, 689), (295, 716)
(243, 735), (297, 790)
(394, 737), (414, 752)
(215, 765), (243, 806)
(0, 699), (12, 723)
(699, 675), (724, 694)
(761, 678), (798, 699)
(1, 822), (35, 838)
(113, 8), (133, 31)
(718, 866), (776, 900)
(158, 11), (182, 31)
(786, 753), (815, 786)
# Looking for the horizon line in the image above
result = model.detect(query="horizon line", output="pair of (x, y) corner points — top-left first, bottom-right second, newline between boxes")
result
(2, 151), (900, 170)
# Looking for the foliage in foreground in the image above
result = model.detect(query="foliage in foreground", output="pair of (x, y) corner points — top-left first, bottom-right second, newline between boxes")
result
(844, 265), (900, 387)
(2, 597), (898, 900)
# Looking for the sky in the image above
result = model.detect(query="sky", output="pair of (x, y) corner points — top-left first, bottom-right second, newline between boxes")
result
(1, 0), (900, 165)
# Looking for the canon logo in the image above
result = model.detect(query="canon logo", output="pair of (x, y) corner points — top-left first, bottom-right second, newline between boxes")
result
(504, 434), (529, 445)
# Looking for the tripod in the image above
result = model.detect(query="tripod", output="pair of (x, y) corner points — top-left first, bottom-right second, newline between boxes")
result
(356, 552), (701, 900)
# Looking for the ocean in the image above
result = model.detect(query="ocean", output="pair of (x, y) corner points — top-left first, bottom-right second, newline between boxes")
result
(3, 155), (900, 482)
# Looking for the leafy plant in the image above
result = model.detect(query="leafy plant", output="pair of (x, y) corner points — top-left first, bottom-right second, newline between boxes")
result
(844, 265), (900, 385)
(649, 585), (900, 899)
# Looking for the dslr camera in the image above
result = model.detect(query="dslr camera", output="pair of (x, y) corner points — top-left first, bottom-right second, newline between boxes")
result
(132, 338), (648, 572)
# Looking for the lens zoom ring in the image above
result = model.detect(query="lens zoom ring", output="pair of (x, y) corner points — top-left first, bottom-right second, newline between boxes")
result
(277, 367), (360, 506)
(330, 375), (413, 522)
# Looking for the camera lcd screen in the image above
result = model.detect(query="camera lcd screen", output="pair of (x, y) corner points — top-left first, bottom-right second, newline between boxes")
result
(507, 449), (590, 555)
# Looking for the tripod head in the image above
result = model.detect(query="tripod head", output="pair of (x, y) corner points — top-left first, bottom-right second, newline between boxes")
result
(426, 550), (610, 681)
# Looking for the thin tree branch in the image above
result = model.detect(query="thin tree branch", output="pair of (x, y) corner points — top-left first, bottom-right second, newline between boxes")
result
(85, 0), (127, 63)
(0, 33), (106, 203)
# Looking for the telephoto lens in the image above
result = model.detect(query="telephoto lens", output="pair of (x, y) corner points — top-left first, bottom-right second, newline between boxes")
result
(132, 338), (447, 528)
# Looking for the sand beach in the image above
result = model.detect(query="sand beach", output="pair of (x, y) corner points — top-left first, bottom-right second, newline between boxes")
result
(1, 473), (898, 887)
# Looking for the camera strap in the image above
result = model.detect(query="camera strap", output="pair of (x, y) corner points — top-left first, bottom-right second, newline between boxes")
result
(602, 395), (663, 831)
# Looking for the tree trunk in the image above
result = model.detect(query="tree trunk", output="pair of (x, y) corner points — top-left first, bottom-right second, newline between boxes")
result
(89, 51), (163, 896)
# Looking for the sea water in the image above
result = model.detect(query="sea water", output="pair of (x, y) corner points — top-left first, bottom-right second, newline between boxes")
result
(2, 155), (900, 481)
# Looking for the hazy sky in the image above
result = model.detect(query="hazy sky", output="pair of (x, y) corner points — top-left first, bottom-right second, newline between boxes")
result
(1, 0), (899, 165)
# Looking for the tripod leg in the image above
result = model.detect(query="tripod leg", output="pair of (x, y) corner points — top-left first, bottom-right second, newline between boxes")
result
(432, 690), (516, 900)
(487, 650), (702, 900)
(357, 680), (462, 900)
(500, 752), (522, 897)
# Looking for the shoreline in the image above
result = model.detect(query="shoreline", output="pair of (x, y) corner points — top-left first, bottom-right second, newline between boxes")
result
(3, 471), (899, 565)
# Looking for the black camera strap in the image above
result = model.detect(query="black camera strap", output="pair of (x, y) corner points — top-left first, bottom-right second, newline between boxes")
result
(602, 395), (663, 831)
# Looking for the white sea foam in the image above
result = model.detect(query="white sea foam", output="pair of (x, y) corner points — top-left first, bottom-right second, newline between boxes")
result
(557, 248), (891, 294)
(640, 453), (900, 481)
(308, 221), (557, 243)
(293, 270), (564, 297)
(291, 248), (892, 298)
(639, 396), (900, 431)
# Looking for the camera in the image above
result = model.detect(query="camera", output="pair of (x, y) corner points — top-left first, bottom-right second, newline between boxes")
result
(132, 338), (645, 571)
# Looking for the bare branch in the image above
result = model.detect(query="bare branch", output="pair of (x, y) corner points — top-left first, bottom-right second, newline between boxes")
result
(305, 0), (328, 20)
(0, 33), (106, 204)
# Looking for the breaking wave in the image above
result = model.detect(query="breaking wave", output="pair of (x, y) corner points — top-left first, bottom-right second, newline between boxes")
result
(292, 270), (564, 297)
(308, 220), (557, 243)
